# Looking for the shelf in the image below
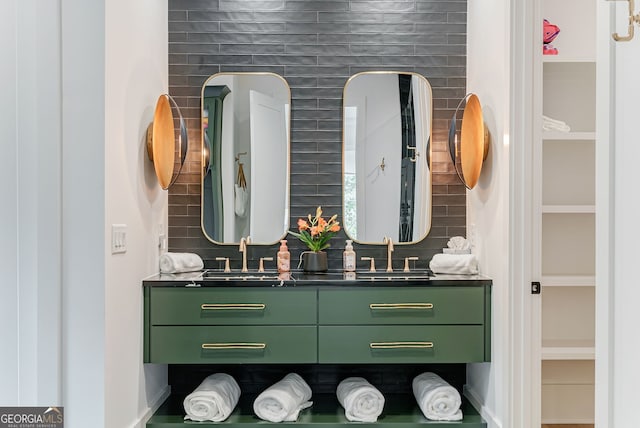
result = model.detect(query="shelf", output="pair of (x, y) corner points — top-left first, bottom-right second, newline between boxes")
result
(542, 214), (595, 277)
(542, 205), (595, 214)
(541, 276), (595, 287)
(542, 340), (595, 360)
(542, 131), (595, 140)
(542, 56), (596, 64)
(147, 394), (487, 427)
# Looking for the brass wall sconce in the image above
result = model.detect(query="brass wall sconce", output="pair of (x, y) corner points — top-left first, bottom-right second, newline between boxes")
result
(611, 0), (640, 41)
(146, 94), (188, 190)
(448, 93), (490, 189)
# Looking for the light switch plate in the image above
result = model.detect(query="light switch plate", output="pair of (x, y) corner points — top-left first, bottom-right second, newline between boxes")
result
(111, 224), (127, 254)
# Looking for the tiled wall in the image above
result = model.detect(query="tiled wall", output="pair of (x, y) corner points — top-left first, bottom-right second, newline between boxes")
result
(167, 0), (467, 271)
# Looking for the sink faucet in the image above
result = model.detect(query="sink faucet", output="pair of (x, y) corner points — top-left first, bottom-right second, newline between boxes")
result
(239, 236), (251, 272)
(383, 236), (394, 272)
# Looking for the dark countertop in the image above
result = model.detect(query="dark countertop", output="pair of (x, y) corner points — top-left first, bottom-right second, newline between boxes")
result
(142, 269), (492, 287)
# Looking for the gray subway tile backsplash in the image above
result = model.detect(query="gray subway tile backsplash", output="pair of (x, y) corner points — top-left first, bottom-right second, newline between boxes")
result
(168, 0), (467, 267)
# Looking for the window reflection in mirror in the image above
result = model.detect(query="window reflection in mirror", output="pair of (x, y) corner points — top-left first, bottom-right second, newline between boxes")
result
(201, 73), (290, 244)
(343, 72), (432, 244)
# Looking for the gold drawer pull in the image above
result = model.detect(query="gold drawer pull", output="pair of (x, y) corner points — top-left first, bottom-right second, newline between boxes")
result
(369, 303), (434, 310)
(201, 303), (266, 310)
(370, 341), (434, 349)
(201, 342), (266, 350)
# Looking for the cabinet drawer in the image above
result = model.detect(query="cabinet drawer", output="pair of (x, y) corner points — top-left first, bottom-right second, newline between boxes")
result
(150, 326), (317, 364)
(318, 287), (484, 325)
(319, 326), (485, 363)
(150, 288), (316, 325)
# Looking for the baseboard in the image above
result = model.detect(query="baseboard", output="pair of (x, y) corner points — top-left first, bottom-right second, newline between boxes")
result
(132, 385), (171, 428)
(464, 385), (502, 428)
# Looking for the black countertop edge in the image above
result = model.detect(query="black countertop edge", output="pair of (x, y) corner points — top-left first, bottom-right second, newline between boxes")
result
(142, 270), (492, 287)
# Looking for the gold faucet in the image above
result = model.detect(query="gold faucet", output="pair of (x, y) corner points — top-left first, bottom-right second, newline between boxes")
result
(383, 236), (394, 272)
(239, 236), (251, 272)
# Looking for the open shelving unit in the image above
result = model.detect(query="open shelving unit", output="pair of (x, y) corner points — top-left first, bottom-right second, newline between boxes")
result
(536, 0), (596, 425)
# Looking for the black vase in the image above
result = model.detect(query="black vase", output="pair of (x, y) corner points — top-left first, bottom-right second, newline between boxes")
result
(302, 251), (328, 272)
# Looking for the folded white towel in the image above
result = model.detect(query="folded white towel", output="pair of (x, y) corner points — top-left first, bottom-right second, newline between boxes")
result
(412, 372), (462, 421)
(159, 252), (204, 274)
(253, 373), (313, 422)
(429, 253), (479, 275)
(447, 236), (471, 251)
(183, 373), (241, 422)
(336, 377), (385, 422)
(542, 114), (571, 132)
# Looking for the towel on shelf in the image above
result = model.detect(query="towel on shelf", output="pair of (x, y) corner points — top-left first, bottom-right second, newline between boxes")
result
(159, 252), (204, 274)
(336, 377), (385, 422)
(253, 373), (313, 422)
(183, 373), (241, 422)
(429, 253), (479, 275)
(542, 114), (571, 132)
(412, 372), (462, 421)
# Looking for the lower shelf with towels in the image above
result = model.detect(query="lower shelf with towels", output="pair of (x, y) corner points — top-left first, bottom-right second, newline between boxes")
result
(146, 393), (486, 427)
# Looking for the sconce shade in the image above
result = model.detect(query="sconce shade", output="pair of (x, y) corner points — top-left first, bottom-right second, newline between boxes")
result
(448, 93), (490, 189)
(147, 94), (188, 190)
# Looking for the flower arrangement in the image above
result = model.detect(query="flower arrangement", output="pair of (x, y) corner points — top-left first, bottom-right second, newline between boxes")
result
(289, 206), (341, 252)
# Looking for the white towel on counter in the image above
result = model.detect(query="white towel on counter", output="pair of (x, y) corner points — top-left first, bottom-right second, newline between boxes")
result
(253, 373), (313, 422)
(159, 252), (204, 274)
(429, 253), (479, 275)
(336, 377), (385, 422)
(412, 372), (462, 421)
(183, 373), (241, 422)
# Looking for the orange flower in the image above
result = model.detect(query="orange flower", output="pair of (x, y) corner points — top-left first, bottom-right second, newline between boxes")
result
(317, 217), (327, 228)
(329, 223), (340, 232)
(310, 226), (320, 236)
(297, 218), (309, 230)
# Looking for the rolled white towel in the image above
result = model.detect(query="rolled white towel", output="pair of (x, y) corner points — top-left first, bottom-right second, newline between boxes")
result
(159, 252), (204, 274)
(253, 373), (313, 422)
(336, 377), (385, 422)
(183, 373), (241, 422)
(429, 253), (479, 275)
(412, 372), (462, 421)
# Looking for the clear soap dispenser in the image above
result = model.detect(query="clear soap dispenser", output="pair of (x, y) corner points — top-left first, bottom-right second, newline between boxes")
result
(343, 240), (356, 272)
(277, 240), (290, 273)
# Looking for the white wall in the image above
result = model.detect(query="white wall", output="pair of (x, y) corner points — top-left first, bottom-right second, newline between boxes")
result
(465, 0), (511, 427)
(0, 1), (168, 425)
(104, 0), (169, 426)
(0, 0), (63, 406)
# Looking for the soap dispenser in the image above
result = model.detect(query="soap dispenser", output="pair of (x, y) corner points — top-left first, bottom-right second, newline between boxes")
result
(277, 240), (290, 273)
(343, 240), (356, 272)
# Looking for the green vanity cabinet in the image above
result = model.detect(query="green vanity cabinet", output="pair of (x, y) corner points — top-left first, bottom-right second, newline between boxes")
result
(145, 287), (316, 364)
(318, 287), (485, 325)
(319, 325), (485, 364)
(143, 277), (492, 427)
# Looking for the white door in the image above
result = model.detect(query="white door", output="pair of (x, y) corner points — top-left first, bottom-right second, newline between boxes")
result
(595, 1), (640, 425)
(249, 90), (288, 243)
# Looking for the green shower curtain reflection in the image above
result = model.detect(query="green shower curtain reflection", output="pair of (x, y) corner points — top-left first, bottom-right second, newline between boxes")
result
(203, 85), (230, 242)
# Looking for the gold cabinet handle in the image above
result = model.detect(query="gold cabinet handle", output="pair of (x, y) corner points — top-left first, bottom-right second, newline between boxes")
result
(201, 342), (266, 350)
(370, 341), (434, 349)
(201, 303), (266, 310)
(369, 303), (434, 310)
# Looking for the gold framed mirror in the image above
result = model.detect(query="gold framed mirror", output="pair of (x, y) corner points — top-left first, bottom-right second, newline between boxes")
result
(200, 72), (291, 245)
(342, 71), (433, 244)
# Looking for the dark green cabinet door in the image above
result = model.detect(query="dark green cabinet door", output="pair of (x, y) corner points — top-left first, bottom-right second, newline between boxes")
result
(319, 287), (484, 325)
(150, 288), (316, 325)
(319, 325), (484, 363)
(150, 325), (317, 364)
